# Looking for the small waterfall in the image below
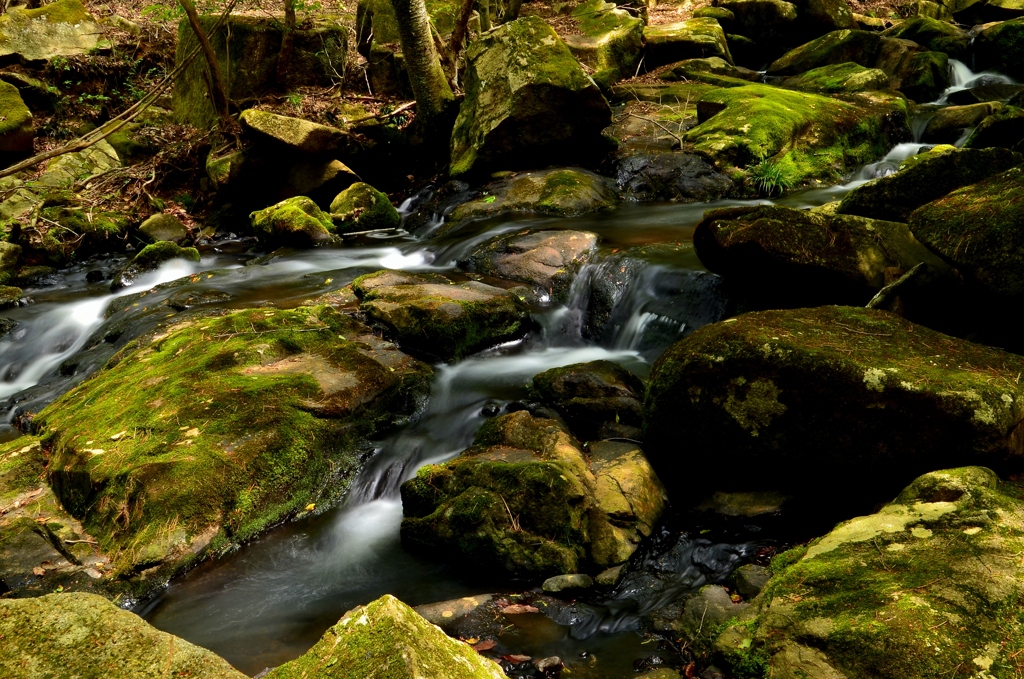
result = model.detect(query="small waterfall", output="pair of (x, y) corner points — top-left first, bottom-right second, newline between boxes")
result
(934, 59), (1017, 104)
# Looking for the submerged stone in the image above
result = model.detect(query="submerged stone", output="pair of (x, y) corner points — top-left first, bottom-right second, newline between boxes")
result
(352, 270), (532, 362)
(267, 594), (506, 679)
(0, 593), (245, 678)
(450, 16), (612, 177)
(34, 306), (431, 595)
(644, 306), (1024, 500)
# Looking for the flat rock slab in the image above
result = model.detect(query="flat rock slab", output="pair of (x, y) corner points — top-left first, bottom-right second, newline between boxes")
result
(0, 0), (106, 64)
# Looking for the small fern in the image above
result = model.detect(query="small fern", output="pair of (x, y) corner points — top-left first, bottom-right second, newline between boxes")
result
(749, 156), (795, 196)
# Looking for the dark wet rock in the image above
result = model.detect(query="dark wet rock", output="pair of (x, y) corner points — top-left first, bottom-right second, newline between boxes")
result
(249, 196), (337, 247)
(414, 594), (495, 629)
(352, 270), (532, 362)
(712, 0), (798, 61)
(973, 18), (1024, 81)
(0, 284), (23, 308)
(0, 593), (245, 677)
(329, 182), (401, 233)
(643, 18), (734, 69)
(647, 584), (751, 639)
(460, 229), (599, 303)
(138, 213), (189, 244)
(734, 563), (770, 598)
(110, 242), (201, 291)
(401, 411), (667, 577)
(33, 306), (431, 598)
(713, 467), (1024, 679)
(921, 102), (1004, 143)
(962, 105), (1024, 151)
(0, 316), (16, 339)
(614, 151), (735, 202)
(694, 205), (956, 313)
(945, 81), (1024, 106)
(644, 306), (1024, 500)
(836, 146), (1024, 221)
(880, 16), (970, 59)
(450, 16), (613, 177)
(531, 361), (644, 441)
(908, 165), (1024, 322)
(698, 490), (789, 516)
(446, 169), (617, 228)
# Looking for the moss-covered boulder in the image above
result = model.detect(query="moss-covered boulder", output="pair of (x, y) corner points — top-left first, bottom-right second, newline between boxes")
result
(459, 229), (599, 302)
(239, 108), (351, 156)
(37, 138), (120, 188)
(836, 146), (1024, 222)
(767, 30), (950, 101)
(0, 241), (21, 284)
(138, 212), (188, 244)
(0, 593), (245, 677)
(446, 168), (617, 227)
(908, 165), (1024, 307)
(250, 195), (337, 247)
(694, 205), (956, 312)
(643, 18), (734, 69)
(712, 0), (799, 60)
(779, 61), (889, 93)
(0, 284), (21, 308)
(450, 16), (612, 177)
(683, 83), (909, 187)
(0, 0), (106, 63)
(0, 80), (33, 160)
(173, 14), (347, 128)
(110, 241), (201, 291)
(921, 101), (1003, 144)
(329, 182), (400, 233)
(660, 57), (762, 84)
(973, 18), (1024, 80)
(531, 360), (645, 441)
(352, 270), (531, 361)
(714, 466), (1024, 679)
(267, 594), (505, 679)
(644, 306), (1024, 499)
(33, 306), (431, 594)
(563, 0), (645, 88)
(880, 16), (970, 59)
(963, 105), (1024, 151)
(401, 410), (666, 577)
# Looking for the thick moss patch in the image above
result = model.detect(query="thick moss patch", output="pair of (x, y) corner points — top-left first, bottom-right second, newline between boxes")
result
(250, 195), (336, 247)
(329, 182), (400, 233)
(34, 306), (431, 591)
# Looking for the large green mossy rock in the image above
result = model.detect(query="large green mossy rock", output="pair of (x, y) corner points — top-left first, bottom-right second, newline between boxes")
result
(401, 410), (666, 577)
(0, 593), (245, 678)
(963, 105), (1024, 151)
(767, 29), (950, 101)
(446, 168), (617, 228)
(880, 16), (970, 59)
(694, 205), (956, 309)
(33, 306), (431, 592)
(643, 18), (734, 69)
(837, 146), (1024, 222)
(0, 241), (21, 284)
(714, 467), (1024, 679)
(459, 229), (599, 302)
(450, 16), (612, 177)
(352, 270), (531, 361)
(778, 61), (888, 93)
(0, 80), (32, 158)
(0, 0), (106, 64)
(239, 108), (351, 156)
(684, 83), (909, 187)
(173, 14), (346, 128)
(564, 0), (645, 88)
(973, 19), (1024, 79)
(250, 195), (337, 247)
(267, 594), (506, 679)
(908, 166), (1024, 305)
(531, 360), (645, 440)
(644, 306), (1024, 499)
(922, 102), (1003, 144)
(110, 241), (201, 291)
(329, 181), (400, 233)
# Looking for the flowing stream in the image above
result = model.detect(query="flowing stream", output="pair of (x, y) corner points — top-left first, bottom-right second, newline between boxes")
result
(0, 61), (1009, 676)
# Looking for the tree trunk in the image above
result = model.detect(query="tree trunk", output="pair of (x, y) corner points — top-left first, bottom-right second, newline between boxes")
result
(178, 0), (233, 131)
(390, 0), (455, 133)
(276, 0), (297, 86)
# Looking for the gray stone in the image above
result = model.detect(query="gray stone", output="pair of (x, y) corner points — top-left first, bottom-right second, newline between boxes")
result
(138, 213), (189, 244)
(542, 573), (595, 592)
(735, 563), (770, 598)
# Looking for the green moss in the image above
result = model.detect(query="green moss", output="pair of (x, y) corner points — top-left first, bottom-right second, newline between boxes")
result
(973, 18), (1024, 80)
(881, 16), (970, 60)
(33, 305), (431, 590)
(963, 105), (1024, 151)
(250, 196), (336, 247)
(780, 62), (889, 94)
(0, 81), (31, 138)
(0, 436), (44, 506)
(643, 17), (733, 69)
(329, 182), (400, 232)
(567, 0), (645, 87)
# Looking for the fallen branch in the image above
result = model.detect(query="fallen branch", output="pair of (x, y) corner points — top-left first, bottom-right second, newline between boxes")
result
(0, 0), (240, 182)
(866, 262), (927, 310)
(345, 100), (416, 125)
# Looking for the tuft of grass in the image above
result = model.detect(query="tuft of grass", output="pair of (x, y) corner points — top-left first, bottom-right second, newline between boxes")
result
(749, 155), (795, 196)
